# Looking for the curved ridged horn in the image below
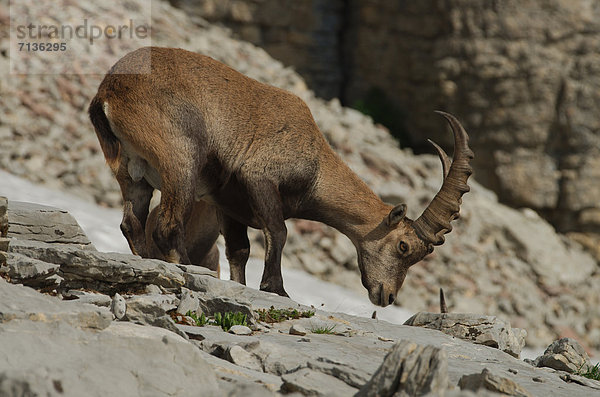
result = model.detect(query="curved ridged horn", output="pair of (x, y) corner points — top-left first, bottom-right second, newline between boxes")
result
(427, 138), (451, 179)
(412, 111), (474, 246)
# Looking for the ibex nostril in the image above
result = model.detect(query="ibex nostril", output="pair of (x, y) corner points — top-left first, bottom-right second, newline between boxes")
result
(388, 294), (395, 305)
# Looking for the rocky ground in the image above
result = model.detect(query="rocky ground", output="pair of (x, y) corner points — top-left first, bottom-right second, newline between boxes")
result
(1, 198), (600, 396)
(0, 0), (599, 356)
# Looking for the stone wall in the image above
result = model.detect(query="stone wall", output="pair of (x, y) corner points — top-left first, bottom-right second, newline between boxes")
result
(346, 0), (600, 238)
(168, 0), (600, 242)
(168, 0), (347, 99)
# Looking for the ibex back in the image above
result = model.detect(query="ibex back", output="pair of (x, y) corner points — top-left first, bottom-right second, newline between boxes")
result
(89, 47), (473, 306)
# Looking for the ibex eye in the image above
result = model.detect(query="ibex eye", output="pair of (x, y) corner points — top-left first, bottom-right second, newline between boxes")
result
(398, 241), (409, 254)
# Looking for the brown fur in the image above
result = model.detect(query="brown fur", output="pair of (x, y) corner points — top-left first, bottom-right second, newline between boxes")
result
(145, 201), (220, 276)
(89, 47), (471, 306)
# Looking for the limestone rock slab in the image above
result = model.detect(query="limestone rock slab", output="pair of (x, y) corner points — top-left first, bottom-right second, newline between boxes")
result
(459, 368), (532, 397)
(281, 368), (358, 396)
(9, 239), (186, 293)
(7, 201), (93, 248)
(0, 278), (111, 330)
(405, 312), (526, 358)
(0, 320), (220, 396)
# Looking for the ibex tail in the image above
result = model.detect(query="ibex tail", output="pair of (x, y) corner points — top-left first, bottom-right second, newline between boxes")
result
(88, 96), (120, 172)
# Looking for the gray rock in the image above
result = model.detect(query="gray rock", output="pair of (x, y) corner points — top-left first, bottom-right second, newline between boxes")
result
(197, 347), (282, 393)
(225, 382), (278, 397)
(404, 312), (526, 358)
(1, 252), (60, 288)
(123, 295), (186, 338)
(184, 271), (298, 311)
(0, 369), (69, 397)
(244, 340), (308, 376)
(110, 293), (126, 320)
(0, 320), (221, 396)
(0, 196), (9, 238)
(558, 373), (600, 391)
(225, 345), (263, 371)
(134, 293), (180, 312)
(199, 329), (309, 377)
(7, 201), (93, 248)
(229, 325), (253, 335)
(534, 338), (591, 373)
(357, 340), (449, 397)
(442, 390), (509, 397)
(144, 284), (162, 294)
(176, 287), (199, 315)
(9, 239), (186, 293)
(176, 323), (207, 340)
(0, 277), (111, 330)
(63, 290), (111, 307)
(307, 357), (370, 389)
(459, 368), (532, 397)
(281, 368), (358, 396)
(290, 323), (307, 336)
(198, 295), (255, 325)
(177, 263), (218, 277)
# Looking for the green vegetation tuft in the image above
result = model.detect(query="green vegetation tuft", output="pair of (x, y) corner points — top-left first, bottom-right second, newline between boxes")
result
(310, 324), (336, 334)
(186, 311), (208, 327)
(576, 363), (600, 381)
(177, 310), (247, 331)
(213, 311), (248, 331)
(255, 306), (315, 323)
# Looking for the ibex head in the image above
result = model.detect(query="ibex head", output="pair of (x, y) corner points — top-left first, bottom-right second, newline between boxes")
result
(357, 112), (473, 306)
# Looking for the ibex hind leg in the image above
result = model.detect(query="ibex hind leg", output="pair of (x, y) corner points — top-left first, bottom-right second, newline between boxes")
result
(116, 161), (153, 257)
(244, 178), (288, 297)
(220, 214), (250, 285)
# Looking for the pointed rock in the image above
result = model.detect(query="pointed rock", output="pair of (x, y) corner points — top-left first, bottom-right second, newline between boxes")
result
(357, 340), (449, 397)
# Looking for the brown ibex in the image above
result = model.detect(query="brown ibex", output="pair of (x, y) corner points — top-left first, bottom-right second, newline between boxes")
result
(89, 47), (473, 307)
(145, 200), (220, 276)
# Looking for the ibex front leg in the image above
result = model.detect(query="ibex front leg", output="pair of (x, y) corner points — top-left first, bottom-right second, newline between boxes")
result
(220, 214), (250, 285)
(244, 178), (288, 297)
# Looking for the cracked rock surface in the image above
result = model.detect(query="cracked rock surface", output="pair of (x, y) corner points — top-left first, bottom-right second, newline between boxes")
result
(405, 312), (527, 358)
(1, 202), (598, 396)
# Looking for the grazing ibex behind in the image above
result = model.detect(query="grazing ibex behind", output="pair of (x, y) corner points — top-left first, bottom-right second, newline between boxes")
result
(89, 47), (473, 307)
(145, 200), (220, 277)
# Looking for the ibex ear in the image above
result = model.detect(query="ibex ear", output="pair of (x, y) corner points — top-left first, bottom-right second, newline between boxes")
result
(386, 204), (407, 227)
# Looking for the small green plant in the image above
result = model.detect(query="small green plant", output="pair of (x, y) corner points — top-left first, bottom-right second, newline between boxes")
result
(176, 310), (247, 331)
(310, 324), (336, 334)
(186, 311), (209, 327)
(255, 306), (315, 323)
(576, 363), (600, 381)
(213, 312), (248, 331)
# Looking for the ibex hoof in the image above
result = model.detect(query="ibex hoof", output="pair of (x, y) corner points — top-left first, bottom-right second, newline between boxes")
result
(260, 282), (289, 298)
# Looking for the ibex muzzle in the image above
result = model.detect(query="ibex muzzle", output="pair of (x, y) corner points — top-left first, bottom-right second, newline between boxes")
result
(89, 47), (473, 307)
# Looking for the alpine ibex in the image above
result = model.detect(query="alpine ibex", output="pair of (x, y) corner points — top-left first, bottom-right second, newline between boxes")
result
(145, 200), (220, 276)
(89, 47), (473, 307)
